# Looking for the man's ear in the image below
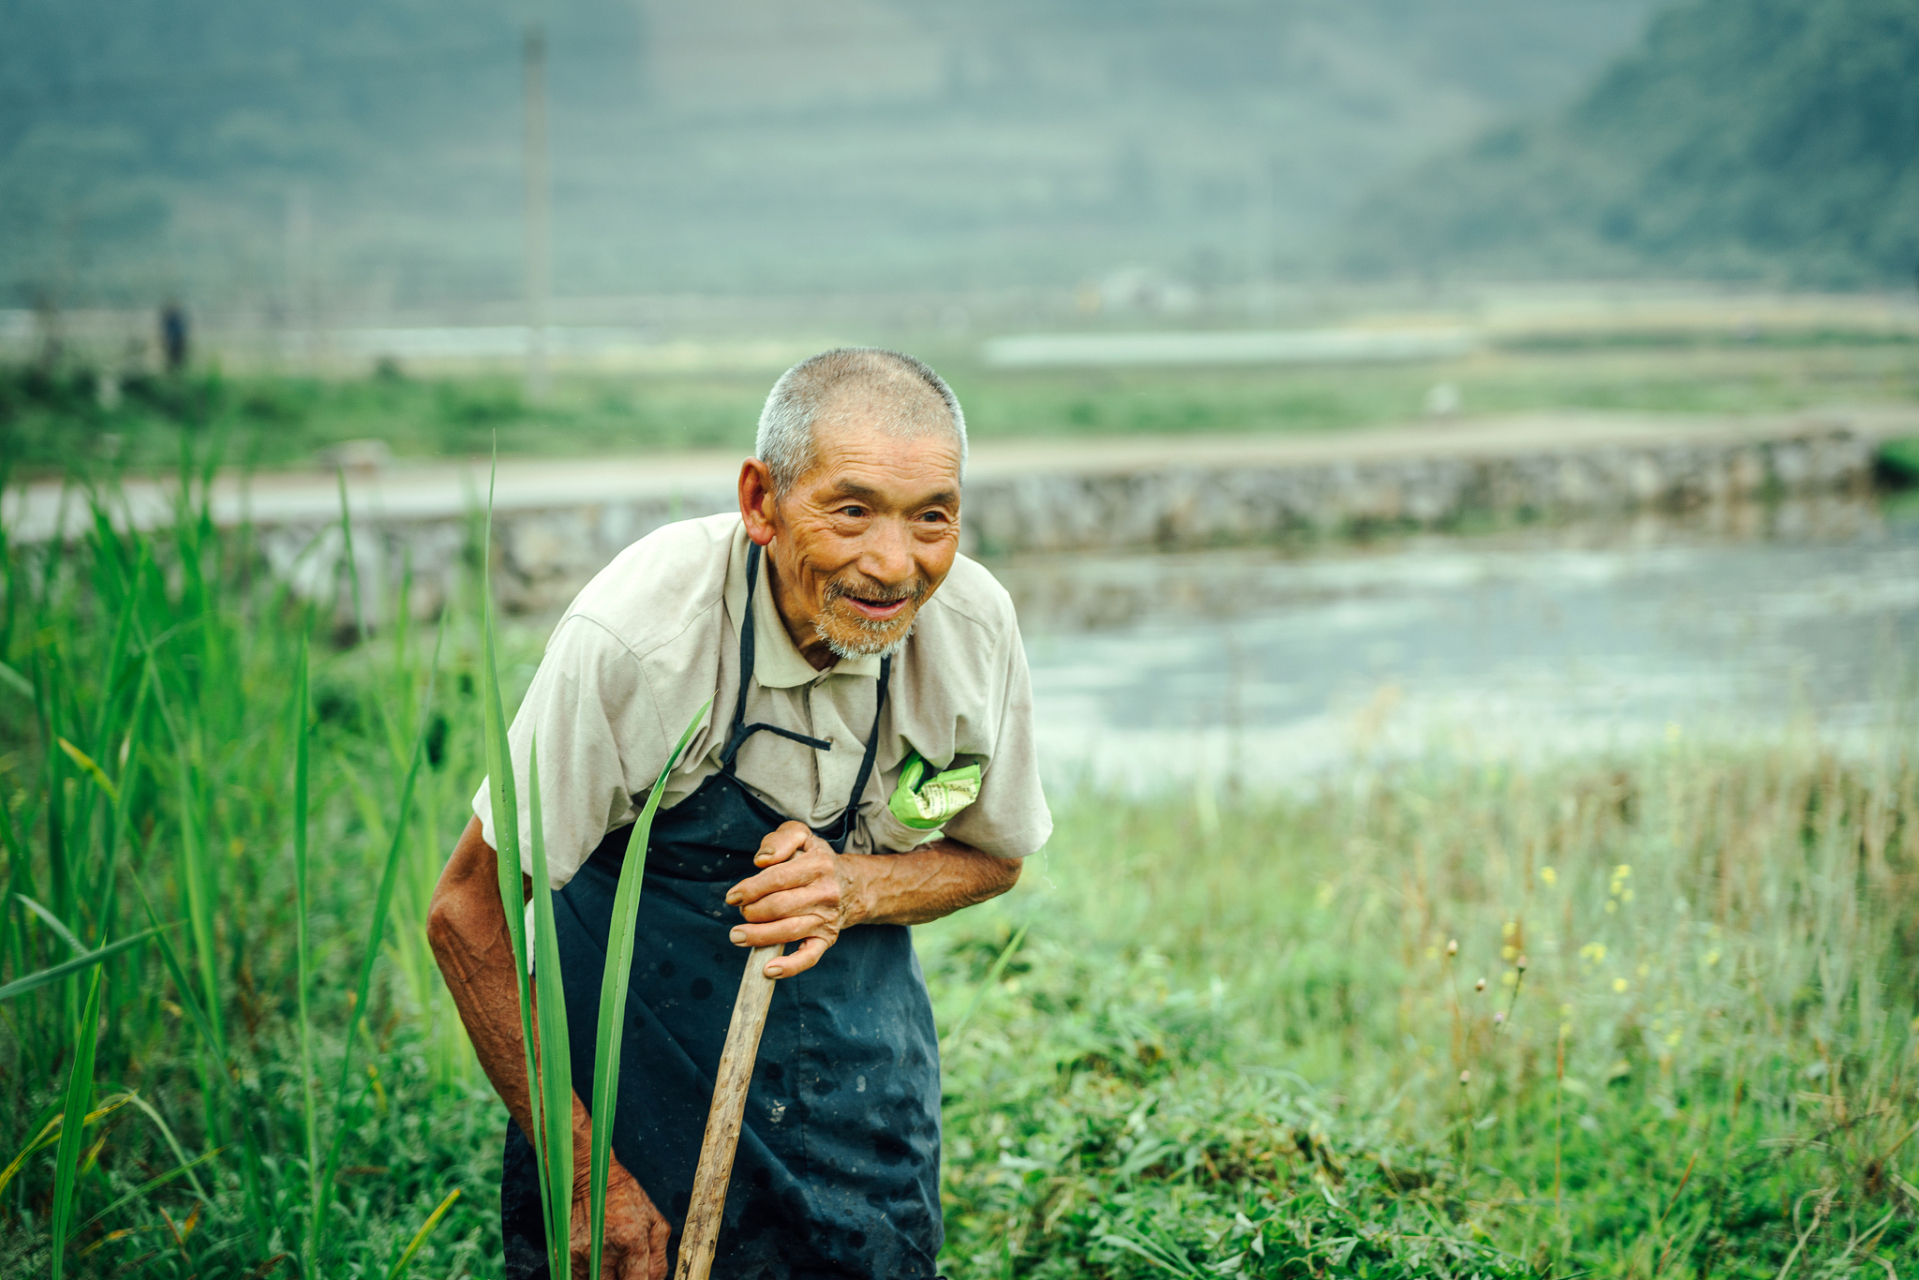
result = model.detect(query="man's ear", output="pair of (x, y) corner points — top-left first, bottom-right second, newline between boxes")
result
(738, 458), (779, 547)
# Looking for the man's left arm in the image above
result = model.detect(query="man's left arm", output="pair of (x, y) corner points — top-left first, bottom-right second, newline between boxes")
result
(725, 822), (1021, 978)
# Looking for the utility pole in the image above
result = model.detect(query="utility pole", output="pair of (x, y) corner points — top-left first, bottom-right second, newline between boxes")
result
(523, 24), (551, 405)
(1247, 155), (1274, 325)
(284, 184), (312, 369)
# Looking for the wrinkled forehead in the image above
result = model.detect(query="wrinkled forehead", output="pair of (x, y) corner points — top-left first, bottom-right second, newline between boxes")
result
(798, 417), (965, 498)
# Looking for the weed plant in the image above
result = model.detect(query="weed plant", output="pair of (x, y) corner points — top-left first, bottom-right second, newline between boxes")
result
(0, 460), (1914, 1277)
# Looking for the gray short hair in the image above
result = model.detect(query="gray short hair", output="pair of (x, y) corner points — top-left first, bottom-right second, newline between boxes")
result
(755, 347), (968, 496)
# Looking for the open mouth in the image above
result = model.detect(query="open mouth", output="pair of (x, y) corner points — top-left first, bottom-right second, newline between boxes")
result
(824, 577), (925, 630)
(843, 593), (911, 622)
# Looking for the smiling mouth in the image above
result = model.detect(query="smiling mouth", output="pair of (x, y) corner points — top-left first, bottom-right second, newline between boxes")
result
(844, 594), (910, 621)
(824, 577), (925, 629)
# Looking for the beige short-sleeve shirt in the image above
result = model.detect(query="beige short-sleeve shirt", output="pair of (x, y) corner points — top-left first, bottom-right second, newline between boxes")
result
(473, 513), (1053, 888)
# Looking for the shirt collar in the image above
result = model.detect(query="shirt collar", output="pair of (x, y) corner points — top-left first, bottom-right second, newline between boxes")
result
(725, 524), (883, 688)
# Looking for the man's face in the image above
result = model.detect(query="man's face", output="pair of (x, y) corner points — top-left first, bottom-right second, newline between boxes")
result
(762, 411), (962, 664)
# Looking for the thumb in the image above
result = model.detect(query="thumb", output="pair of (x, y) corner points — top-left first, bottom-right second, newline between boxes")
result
(755, 820), (811, 866)
(613, 1231), (657, 1280)
(650, 1216), (673, 1280)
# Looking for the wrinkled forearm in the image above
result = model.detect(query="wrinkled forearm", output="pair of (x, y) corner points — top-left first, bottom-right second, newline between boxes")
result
(841, 837), (1021, 927)
(428, 817), (596, 1153)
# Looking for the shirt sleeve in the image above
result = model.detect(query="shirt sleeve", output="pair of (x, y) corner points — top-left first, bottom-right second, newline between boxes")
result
(941, 629), (1052, 859)
(472, 615), (667, 889)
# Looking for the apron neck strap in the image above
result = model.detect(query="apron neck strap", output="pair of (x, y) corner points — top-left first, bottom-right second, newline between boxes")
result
(844, 655), (893, 820)
(719, 540), (896, 843)
(723, 541), (830, 762)
(726, 540), (766, 746)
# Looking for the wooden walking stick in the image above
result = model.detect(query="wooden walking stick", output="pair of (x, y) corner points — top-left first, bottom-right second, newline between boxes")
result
(674, 943), (781, 1280)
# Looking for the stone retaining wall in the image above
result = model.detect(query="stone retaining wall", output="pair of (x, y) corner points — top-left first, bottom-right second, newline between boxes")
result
(257, 491), (738, 619)
(200, 423), (1893, 621)
(961, 427), (1873, 555)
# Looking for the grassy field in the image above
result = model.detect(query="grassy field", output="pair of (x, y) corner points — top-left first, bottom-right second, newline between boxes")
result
(1, 468), (1915, 1278)
(935, 750), (1919, 1277)
(3, 329), (1917, 476)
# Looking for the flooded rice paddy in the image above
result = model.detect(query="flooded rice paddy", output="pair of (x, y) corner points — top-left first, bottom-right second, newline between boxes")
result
(997, 495), (1919, 791)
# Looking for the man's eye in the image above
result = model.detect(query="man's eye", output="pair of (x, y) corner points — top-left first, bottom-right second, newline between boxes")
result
(917, 510), (949, 523)
(837, 505), (867, 518)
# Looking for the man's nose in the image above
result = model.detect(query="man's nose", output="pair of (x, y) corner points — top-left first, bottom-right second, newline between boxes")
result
(858, 517), (914, 584)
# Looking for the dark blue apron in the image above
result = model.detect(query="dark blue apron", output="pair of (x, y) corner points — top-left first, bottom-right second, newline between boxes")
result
(501, 542), (943, 1280)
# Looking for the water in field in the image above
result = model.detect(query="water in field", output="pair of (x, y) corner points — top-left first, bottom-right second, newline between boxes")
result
(997, 496), (1919, 791)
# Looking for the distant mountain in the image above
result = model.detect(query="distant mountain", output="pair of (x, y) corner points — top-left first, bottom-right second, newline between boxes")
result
(0, 0), (1658, 309)
(1341, 0), (1919, 287)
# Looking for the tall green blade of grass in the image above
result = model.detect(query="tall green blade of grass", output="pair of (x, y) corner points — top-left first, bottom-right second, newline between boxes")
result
(478, 456), (569, 1279)
(55, 1091), (214, 1232)
(336, 468), (371, 648)
(139, 466), (274, 1239)
(37, 646), (78, 1035)
(50, 967), (104, 1280)
(167, 725), (226, 1063)
(0, 786), (32, 1041)
(384, 1188), (462, 1280)
(291, 635), (321, 1279)
(0, 657), (31, 701)
(588, 700), (710, 1280)
(17, 893), (87, 955)
(943, 923), (1029, 1046)
(335, 476), (411, 776)
(86, 659), (151, 945)
(527, 741), (574, 1280)
(0, 925), (171, 1003)
(77, 1148), (221, 1236)
(315, 619), (443, 1253)
(479, 551), (541, 1128)
(129, 872), (220, 1055)
(168, 720), (235, 1168)
(121, 1093), (212, 1203)
(0, 449), (12, 643)
(6, 1100), (135, 1204)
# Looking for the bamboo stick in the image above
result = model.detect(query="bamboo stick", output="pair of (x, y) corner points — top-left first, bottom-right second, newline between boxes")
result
(674, 944), (781, 1280)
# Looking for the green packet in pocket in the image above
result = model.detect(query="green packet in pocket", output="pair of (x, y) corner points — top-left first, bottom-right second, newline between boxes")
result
(887, 751), (982, 831)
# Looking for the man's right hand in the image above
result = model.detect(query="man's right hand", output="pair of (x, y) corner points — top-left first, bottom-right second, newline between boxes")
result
(570, 1153), (673, 1280)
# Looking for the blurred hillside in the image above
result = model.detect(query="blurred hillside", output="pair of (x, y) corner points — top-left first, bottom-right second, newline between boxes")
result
(1, 0), (1657, 311)
(1344, 0), (1919, 287)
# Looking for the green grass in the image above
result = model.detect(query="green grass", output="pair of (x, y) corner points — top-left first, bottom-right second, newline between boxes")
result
(3, 332), (1916, 476)
(0, 456), (508, 1277)
(0, 459), (1915, 1277)
(929, 746), (1919, 1276)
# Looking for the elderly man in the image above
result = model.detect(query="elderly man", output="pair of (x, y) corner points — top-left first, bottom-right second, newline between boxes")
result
(428, 348), (1051, 1280)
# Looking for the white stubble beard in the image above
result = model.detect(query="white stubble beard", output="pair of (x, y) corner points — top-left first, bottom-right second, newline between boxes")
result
(815, 604), (918, 663)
